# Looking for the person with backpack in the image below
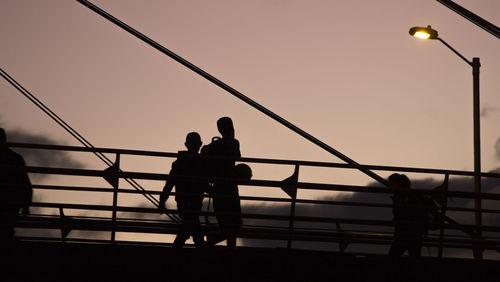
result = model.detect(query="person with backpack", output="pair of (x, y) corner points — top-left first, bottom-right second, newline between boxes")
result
(201, 117), (242, 248)
(159, 132), (209, 248)
(388, 173), (439, 257)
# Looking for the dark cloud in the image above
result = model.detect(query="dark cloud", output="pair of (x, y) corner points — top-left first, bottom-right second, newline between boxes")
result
(116, 174), (500, 256)
(117, 202), (166, 221)
(15, 174), (498, 257)
(481, 105), (500, 118)
(15, 194), (110, 241)
(5, 128), (84, 171)
(16, 217), (111, 242)
(239, 173), (500, 257)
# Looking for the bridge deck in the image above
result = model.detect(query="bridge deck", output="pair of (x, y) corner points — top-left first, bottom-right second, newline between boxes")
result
(1, 241), (499, 282)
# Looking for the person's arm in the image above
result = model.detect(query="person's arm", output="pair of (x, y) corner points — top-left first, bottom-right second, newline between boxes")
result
(159, 161), (177, 212)
(234, 139), (241, 158)
(19, 157), (32, 215)
(387, 184), (398, 193)
(21, 173), (32, 215)
(159, 181), (174, 212)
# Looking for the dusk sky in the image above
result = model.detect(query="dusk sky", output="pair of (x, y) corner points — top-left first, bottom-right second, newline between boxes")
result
(1, 0), (500, 239)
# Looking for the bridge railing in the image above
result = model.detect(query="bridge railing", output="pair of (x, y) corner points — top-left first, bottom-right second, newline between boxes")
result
(5, 142), (500, 259)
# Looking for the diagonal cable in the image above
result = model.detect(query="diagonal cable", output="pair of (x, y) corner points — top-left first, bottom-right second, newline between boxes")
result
(76, 0), (389, 187)
(0, 67), (180, 223)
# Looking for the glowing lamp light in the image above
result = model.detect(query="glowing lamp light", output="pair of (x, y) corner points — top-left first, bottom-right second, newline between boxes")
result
(409, 25), (438, 39)
(414, 31), (431, 39)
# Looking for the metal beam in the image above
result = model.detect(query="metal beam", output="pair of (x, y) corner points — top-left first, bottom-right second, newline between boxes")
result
(436, 0), (500, 39)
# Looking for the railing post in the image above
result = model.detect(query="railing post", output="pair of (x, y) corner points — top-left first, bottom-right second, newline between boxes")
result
(59, 207), (71, 243)
(438, 198), (447, 258)
(104, 153), (120, 244)
(287, 195), (296, 249)
(111, 176), (118, 244)
(472, 57), (483, 260)
(437, 174), (449, 258)
(284, 165), (299, 249)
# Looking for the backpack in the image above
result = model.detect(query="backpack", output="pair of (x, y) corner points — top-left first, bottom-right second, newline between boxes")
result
(200, 137), (223, 179)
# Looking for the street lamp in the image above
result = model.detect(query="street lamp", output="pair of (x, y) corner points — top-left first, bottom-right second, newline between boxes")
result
(409, 25), (482, 258)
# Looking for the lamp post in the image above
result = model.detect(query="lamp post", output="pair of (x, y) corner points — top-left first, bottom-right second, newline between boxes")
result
(409, 25), (482, 258)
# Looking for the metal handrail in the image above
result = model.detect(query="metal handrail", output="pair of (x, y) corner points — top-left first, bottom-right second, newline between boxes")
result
(9, 142), (500, 178)
(24, 184), (500, 214)
(13, 167), (500, 201)
(6, 142), (500, 258)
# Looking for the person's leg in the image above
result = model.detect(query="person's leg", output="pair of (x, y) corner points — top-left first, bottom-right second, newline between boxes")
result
(173, 204), (190, 248)
(173, 218), (189, 248)
(389, 242), (406, 257)
(223, 196), (241, 249)
(187, 208), (205, 248)
(408, 236), (423, 257)
(208, 196), (227, 246)
(224, 226), (240, 249)
(0, 213), (17, 251)
(226, 235), (236, 249)
(173, 232), (189, 248)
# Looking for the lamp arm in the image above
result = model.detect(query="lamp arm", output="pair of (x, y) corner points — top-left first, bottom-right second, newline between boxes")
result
(437, 38), (473, 66)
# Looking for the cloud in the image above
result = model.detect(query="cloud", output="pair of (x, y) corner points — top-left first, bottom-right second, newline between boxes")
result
(481, 105), (500, 118)
(14, 174), (498, 257)
(239, 173), (500, 257)
(16, 215), (111, 242)
(15, 194), (109, 240)
(5, 128), (84, 171)
(118, 173), (500, 255)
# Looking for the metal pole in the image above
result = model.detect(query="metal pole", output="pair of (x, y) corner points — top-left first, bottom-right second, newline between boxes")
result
(111, 182), (118, 244)
(472, 57), (482, 259)
(438, 195), (448, 258)
(287, 199), (297, 249)
(111, 153), (120, 244)
(287, 166), (299, 249)
(435, 38), (483, 259)
(76, 0), (388, 187)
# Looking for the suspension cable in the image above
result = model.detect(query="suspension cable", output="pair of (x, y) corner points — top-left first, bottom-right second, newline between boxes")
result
(75, 0), (389, 187)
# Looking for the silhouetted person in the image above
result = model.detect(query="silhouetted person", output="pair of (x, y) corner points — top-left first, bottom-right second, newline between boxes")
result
(206, 163), (252, 248)
(159, 132), (208, 248)
(0, 128), (32, 248)
(201, 117), (242, 248)
(388, 173), (438, 257)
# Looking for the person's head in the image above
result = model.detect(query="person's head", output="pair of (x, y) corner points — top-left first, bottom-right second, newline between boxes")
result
(217, 117), (234, 139)
(0, 128), (6, 148)
(234, 163), (252, 180)
(184, 132), (202, 153)
(388, 173), (411, 191)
